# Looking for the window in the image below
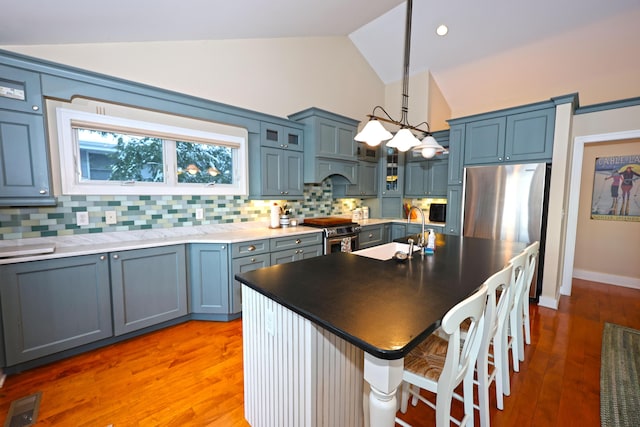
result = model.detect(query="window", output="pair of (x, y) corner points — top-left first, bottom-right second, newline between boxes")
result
(56, 108), (248, 195)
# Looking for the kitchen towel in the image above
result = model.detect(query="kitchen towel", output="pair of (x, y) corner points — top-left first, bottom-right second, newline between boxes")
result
(341, 237), (352, 253)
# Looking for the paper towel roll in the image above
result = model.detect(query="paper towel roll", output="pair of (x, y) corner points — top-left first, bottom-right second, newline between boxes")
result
(270, 204), (280, 228)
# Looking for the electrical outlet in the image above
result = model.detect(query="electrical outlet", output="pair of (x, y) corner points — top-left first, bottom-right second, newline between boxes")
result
(195, 208), (204, 220)
(105, 210), (117, 225)
(76, 211), (89, 226)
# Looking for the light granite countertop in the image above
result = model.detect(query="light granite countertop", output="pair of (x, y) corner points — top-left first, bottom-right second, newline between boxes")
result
(0, 217), (445, 265)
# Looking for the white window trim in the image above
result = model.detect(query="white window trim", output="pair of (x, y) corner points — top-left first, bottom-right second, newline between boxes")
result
(56, 108), (248, 196)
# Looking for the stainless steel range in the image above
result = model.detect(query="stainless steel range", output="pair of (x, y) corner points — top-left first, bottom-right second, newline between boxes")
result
(301, 217), (361, 254)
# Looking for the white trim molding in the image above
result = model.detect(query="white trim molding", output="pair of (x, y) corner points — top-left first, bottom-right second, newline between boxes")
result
(562, 128), (640, 297)
(573, 269), (640, 290)
(538, 296), (559, 310)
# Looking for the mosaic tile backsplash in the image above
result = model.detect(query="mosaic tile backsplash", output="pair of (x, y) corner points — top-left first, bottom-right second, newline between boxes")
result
(0, 182), (356, 241)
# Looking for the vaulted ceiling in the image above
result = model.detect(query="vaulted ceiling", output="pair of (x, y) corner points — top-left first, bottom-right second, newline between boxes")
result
(3, 0), (639, 116)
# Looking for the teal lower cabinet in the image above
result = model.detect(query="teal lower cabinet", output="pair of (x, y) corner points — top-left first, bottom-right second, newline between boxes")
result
(406, 223), (445, 241)
(445, 186), (463, 235)
(270, 233), (323, 265)
(231, 254), (270, 313)
(189, 244), (230, 317)
(271, 245), (323, 265)
(230, 239), (271, 315)
(0, 254), (112, 366)
(111, 245), (188, 336)
(359, 224), (389, 249)
(391, 223), (407, 241)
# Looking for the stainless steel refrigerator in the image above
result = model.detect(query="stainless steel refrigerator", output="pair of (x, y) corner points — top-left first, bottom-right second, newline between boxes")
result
(463, 163), (550, 299)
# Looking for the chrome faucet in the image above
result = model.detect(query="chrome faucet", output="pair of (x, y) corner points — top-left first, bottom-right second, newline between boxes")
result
(407, 205), (426, 249)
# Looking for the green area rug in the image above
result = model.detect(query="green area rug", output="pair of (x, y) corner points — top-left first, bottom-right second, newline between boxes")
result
(601, 322), (640, 427)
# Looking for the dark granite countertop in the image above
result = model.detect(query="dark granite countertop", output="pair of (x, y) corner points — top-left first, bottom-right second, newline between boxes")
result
(235, 235), (525, 360)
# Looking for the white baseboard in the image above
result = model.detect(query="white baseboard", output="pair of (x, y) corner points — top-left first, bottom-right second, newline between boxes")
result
(538, 295), (559, 310)
(573, 269), (640, 290)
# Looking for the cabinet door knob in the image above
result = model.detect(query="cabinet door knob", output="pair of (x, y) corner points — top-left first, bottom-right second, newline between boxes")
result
(32, 105), (39, 111)
(112, 254), (119, 260)
(299, 249), (303, 253)
(221, 246), (226, 250)
(248, 245), (256, 251)
(498, 157), (503, 161)
(39, 189), (47, 194)
(99, 255), (106, 260)
(295, 239), (301, 244)
(506, 156), (510, 160)
(368, 233), (373, 238)
(251, 258), (256, 262)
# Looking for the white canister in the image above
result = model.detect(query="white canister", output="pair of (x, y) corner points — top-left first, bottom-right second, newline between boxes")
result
(352, 208), (362, 222)
(362, 206), (369, 219)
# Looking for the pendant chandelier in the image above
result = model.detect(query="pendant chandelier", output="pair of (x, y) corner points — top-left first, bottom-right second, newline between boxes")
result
(354, 0), (445, 158)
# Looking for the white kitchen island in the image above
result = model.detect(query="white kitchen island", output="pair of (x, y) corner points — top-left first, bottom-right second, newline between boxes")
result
(236, 236), (526, 427)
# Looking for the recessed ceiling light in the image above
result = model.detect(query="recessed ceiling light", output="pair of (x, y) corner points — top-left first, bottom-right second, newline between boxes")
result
(436, 24), (448, 36)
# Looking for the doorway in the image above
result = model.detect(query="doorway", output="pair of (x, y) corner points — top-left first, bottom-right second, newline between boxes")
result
(562, 130), (640, 295)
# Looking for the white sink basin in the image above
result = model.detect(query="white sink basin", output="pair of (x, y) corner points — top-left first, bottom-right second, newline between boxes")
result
(353, 242), (412, 261)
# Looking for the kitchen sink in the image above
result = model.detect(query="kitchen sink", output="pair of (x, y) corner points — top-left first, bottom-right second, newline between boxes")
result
(352, 242), (412, 261)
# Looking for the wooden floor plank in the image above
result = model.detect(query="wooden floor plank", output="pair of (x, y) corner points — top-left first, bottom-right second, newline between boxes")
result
(1, 279), (638, 426)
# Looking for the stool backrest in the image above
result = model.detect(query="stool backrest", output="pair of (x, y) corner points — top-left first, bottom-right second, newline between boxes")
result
(439, 284), (488, 394)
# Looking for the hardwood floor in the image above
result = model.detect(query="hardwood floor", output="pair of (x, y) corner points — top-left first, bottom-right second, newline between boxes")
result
(1, 279), (638, 426)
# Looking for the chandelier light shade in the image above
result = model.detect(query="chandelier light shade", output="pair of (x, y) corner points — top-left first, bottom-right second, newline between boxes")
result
(386, 128), (421, 152)
(412, 133), (446, 158)
(354, 117), (393, 146)
(356, 0), (445, 159)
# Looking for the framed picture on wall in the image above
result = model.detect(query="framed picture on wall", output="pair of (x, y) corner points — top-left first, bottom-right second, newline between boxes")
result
(591, 154), (640, 221)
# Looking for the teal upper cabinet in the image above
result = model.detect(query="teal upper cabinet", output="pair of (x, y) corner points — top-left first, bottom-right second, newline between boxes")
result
(405, 158), (448, 198)
(0, 64), (43, 114)
(505, 109), (555, 162)
(260, 122), (303, 152)
(447, 125), (464, 185)
(464, 117), (506, 165)
(334, 161), (378, 198)
(381, 147), (404, 197)
(259, 146), (304, 198)
(249, 121), (305, 199)
(463, 106), (555, 165)
(0, 111), (55, 205)
(0, 64), (55, 206)
(288, 107), (360, 183)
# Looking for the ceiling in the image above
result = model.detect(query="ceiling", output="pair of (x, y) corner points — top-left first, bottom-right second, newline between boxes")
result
(3, 0), (639, 116)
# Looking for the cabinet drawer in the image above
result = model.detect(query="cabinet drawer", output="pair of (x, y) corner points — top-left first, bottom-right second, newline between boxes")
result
(271, 245), (323, 265)
(359, 225), (385, 249)
(231, 239), (270, 258)
(232, 253), (271, 313)
(270, 232), (322, 251)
